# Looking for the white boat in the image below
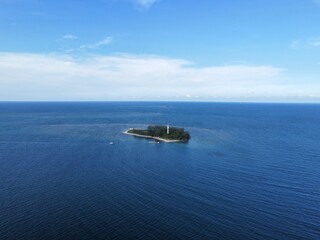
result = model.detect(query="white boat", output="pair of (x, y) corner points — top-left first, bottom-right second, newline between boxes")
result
(109, 142), (114, 145)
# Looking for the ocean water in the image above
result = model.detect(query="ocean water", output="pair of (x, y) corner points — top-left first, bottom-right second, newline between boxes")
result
(0, 102), (319, 240)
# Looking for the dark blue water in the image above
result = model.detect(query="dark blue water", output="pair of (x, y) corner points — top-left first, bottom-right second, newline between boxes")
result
(0, 102), (319, 240)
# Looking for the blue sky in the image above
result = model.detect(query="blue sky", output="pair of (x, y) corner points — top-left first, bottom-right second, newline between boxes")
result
(0, 0), (320, 101)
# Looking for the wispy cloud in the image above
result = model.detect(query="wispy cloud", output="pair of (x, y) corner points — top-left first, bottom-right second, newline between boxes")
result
(290, 40), (302, 49)
(63, 34), (78, 40)
(112, 0), (160, 9)
(3, 52), (314, 102)
(308, 38), (320, 47)
(313, 0), (320, 5)
(80, 37), (113, 50)
(290, 37), (320, 49)
(134, 0), (160, 9)
(56, 34), (78, 43)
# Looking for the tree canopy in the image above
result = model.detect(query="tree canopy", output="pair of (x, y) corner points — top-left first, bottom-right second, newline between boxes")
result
(128, 125), (190, 141)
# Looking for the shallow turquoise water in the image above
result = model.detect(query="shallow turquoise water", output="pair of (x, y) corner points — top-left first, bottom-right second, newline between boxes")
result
(0, 102), (319, 239)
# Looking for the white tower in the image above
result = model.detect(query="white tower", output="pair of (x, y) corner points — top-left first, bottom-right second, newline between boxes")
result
(167, 124), (170, 134)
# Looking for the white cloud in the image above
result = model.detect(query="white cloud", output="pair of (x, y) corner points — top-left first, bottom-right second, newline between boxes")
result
(80, 37), (113, 50)
(63, 34), (78, 40)
(0, 52), (318, 101)
(134, 0), (160, 8)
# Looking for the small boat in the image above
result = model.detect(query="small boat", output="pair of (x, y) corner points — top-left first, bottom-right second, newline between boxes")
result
(149, 141), (160, 144)
(109, 142), (114, 145)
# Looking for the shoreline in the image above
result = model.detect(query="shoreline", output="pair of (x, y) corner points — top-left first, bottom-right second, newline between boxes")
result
(123, 128), (183, 143)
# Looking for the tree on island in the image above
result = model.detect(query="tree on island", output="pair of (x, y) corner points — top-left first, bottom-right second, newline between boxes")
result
(128, 125), (190, 141)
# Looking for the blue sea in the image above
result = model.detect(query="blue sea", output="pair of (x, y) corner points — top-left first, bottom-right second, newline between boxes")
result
(0, 102), (319, 240)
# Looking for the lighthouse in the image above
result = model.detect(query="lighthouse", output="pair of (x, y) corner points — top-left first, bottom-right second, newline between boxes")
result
(167, 124), (170, 134)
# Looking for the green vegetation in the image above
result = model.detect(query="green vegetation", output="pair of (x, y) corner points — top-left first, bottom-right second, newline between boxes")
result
(128, 125), (190, 142)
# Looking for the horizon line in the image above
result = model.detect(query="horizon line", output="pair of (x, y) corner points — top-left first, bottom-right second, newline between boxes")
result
(0, 100), (319, 105)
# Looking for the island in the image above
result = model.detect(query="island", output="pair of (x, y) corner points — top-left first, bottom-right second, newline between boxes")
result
(124, 125), (190, 143)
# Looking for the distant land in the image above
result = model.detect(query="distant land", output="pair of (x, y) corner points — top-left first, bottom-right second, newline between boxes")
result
(124, 125), (190, 143)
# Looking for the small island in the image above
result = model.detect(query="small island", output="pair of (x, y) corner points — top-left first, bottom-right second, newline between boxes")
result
(124, 125), (190, 143)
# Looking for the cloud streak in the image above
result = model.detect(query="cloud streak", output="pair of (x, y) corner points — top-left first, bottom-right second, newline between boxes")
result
(134, 0), (160, 9)
(63, 34), (78, 40)
(290, 37), (320, 49)
(308, 38), (320, 47)
(313, 0), (320, 5)
(80, 37), (112, 50)
(0, 52), (318, 101)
